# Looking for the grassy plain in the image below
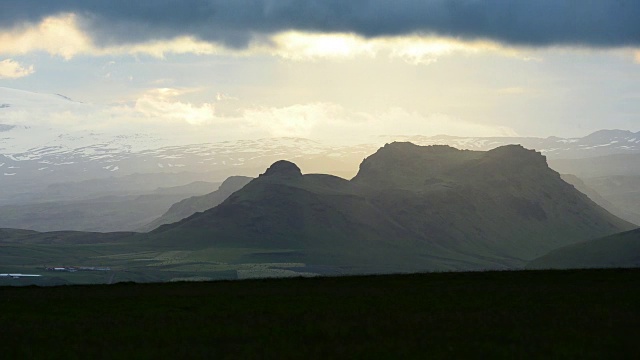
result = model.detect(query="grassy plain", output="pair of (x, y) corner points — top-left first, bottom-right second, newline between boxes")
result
(1, 269), (639, 358)
(0, 239), (327, 285)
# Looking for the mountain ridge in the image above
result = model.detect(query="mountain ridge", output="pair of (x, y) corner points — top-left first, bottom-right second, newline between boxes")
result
(140, 176), (252, 232)
(146, 142), (633, 273)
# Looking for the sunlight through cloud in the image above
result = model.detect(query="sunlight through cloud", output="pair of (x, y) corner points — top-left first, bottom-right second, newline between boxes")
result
(0, 14), (539, 64)
(0, 59), (34, 79)
(134, 88), (216, 125)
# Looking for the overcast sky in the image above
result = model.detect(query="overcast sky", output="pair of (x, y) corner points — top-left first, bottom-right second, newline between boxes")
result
(1, 0), (639, 143)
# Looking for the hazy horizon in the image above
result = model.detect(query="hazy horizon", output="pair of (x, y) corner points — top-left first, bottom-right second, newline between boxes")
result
(1, 1), (639, 146)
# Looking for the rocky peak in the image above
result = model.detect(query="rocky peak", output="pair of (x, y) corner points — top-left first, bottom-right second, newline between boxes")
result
(484, 145), (548, 169)
(260, 160), (302, 178)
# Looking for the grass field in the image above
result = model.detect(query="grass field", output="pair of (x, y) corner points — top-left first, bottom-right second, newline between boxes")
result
(1, 269), (639, 358)
(0, 241), (326, 285)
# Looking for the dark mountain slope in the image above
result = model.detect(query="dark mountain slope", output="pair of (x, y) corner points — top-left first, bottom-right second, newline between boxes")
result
(527, 228), (640, 269)
(148, 161), (461, 272)
(352, 143), (633, 263)
(144, 143), (634, 273)
(140, 176), (252, 232)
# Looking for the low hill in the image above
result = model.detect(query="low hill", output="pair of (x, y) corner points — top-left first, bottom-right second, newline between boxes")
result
(527, 228), (640, 269)
(145, 143), (634, 274)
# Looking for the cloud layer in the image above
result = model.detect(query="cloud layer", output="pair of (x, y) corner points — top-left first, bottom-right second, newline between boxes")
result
(1, 1), (639, 49)
(0, 59), (34, 79)
(0, 86), (515, 147)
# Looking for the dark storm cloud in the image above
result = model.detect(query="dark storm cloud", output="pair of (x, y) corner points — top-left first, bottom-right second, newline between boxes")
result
(1, 0), (639, 48)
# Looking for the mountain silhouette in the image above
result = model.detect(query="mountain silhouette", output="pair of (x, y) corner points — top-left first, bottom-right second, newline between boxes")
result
(145, 143), (634, 273)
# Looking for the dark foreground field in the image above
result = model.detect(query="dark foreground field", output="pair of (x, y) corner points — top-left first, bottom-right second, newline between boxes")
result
(1, 269), (639, 359)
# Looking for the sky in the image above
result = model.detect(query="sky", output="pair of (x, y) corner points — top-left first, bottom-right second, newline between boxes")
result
(1, 0), (640, 144)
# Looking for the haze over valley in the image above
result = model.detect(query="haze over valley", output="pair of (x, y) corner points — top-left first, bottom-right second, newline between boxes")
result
(0, 0), (638, 283)
(4, 2), (640, 357)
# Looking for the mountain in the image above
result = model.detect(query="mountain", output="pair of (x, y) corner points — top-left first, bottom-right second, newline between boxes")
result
(527, 228), (640, 270)
(0, 135), (358, 204)
(386, 129), (640, 159)
(144, 143), (633, 274)
(3, 129), (640, 206)
(3, 88), (640, 204)
(141, 176), (253, 232)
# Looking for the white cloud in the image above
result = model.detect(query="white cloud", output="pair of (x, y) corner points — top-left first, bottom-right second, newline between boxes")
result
(270, 32), (376, 61)
(269, 32), (538, 64)
(239, 103), (516, 141)
(242, 103), (352, 138)
(372, 108), (518, 138)
(496, 87), (529, 95)
(0, 86), (516, 148)
(0, 14), (223, 59)
(0, 59), (35, 79)
(0, 14), (91, 60)
(134, 88), (216, 125)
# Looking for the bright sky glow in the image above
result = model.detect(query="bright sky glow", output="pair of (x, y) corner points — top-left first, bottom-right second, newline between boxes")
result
(0, 5), (639, 143)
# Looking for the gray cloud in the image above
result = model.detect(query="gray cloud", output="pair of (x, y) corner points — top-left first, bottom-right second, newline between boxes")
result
(1, 0), (639, 48)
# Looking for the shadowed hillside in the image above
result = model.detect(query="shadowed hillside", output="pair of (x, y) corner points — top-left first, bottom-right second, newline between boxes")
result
(144, 143), (633, 274)
(141, 176), (253, 231)
(528, 228), (640, 269)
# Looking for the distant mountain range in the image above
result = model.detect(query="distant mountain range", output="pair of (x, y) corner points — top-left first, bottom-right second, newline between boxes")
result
(144, 143), (633, 273)
(3, 86), (640, 204)
(1, 87), (639, 277)
(2, 127), (639, 188)
(2, 126), (640, 204)
(1, 141), (637, 283)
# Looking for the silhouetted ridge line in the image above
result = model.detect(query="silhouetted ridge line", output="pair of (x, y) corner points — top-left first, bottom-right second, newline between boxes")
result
(260, 160), (302, 178)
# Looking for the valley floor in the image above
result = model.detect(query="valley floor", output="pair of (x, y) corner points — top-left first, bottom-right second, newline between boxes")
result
(1, 269), (638, 358)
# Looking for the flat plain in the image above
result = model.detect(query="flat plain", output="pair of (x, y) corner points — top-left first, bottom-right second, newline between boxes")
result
(1, 269), (639, 358)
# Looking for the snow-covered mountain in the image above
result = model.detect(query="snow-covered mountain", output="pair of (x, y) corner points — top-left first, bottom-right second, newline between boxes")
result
(3, 87), (640, 203)
(383, 129), (640, 159)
